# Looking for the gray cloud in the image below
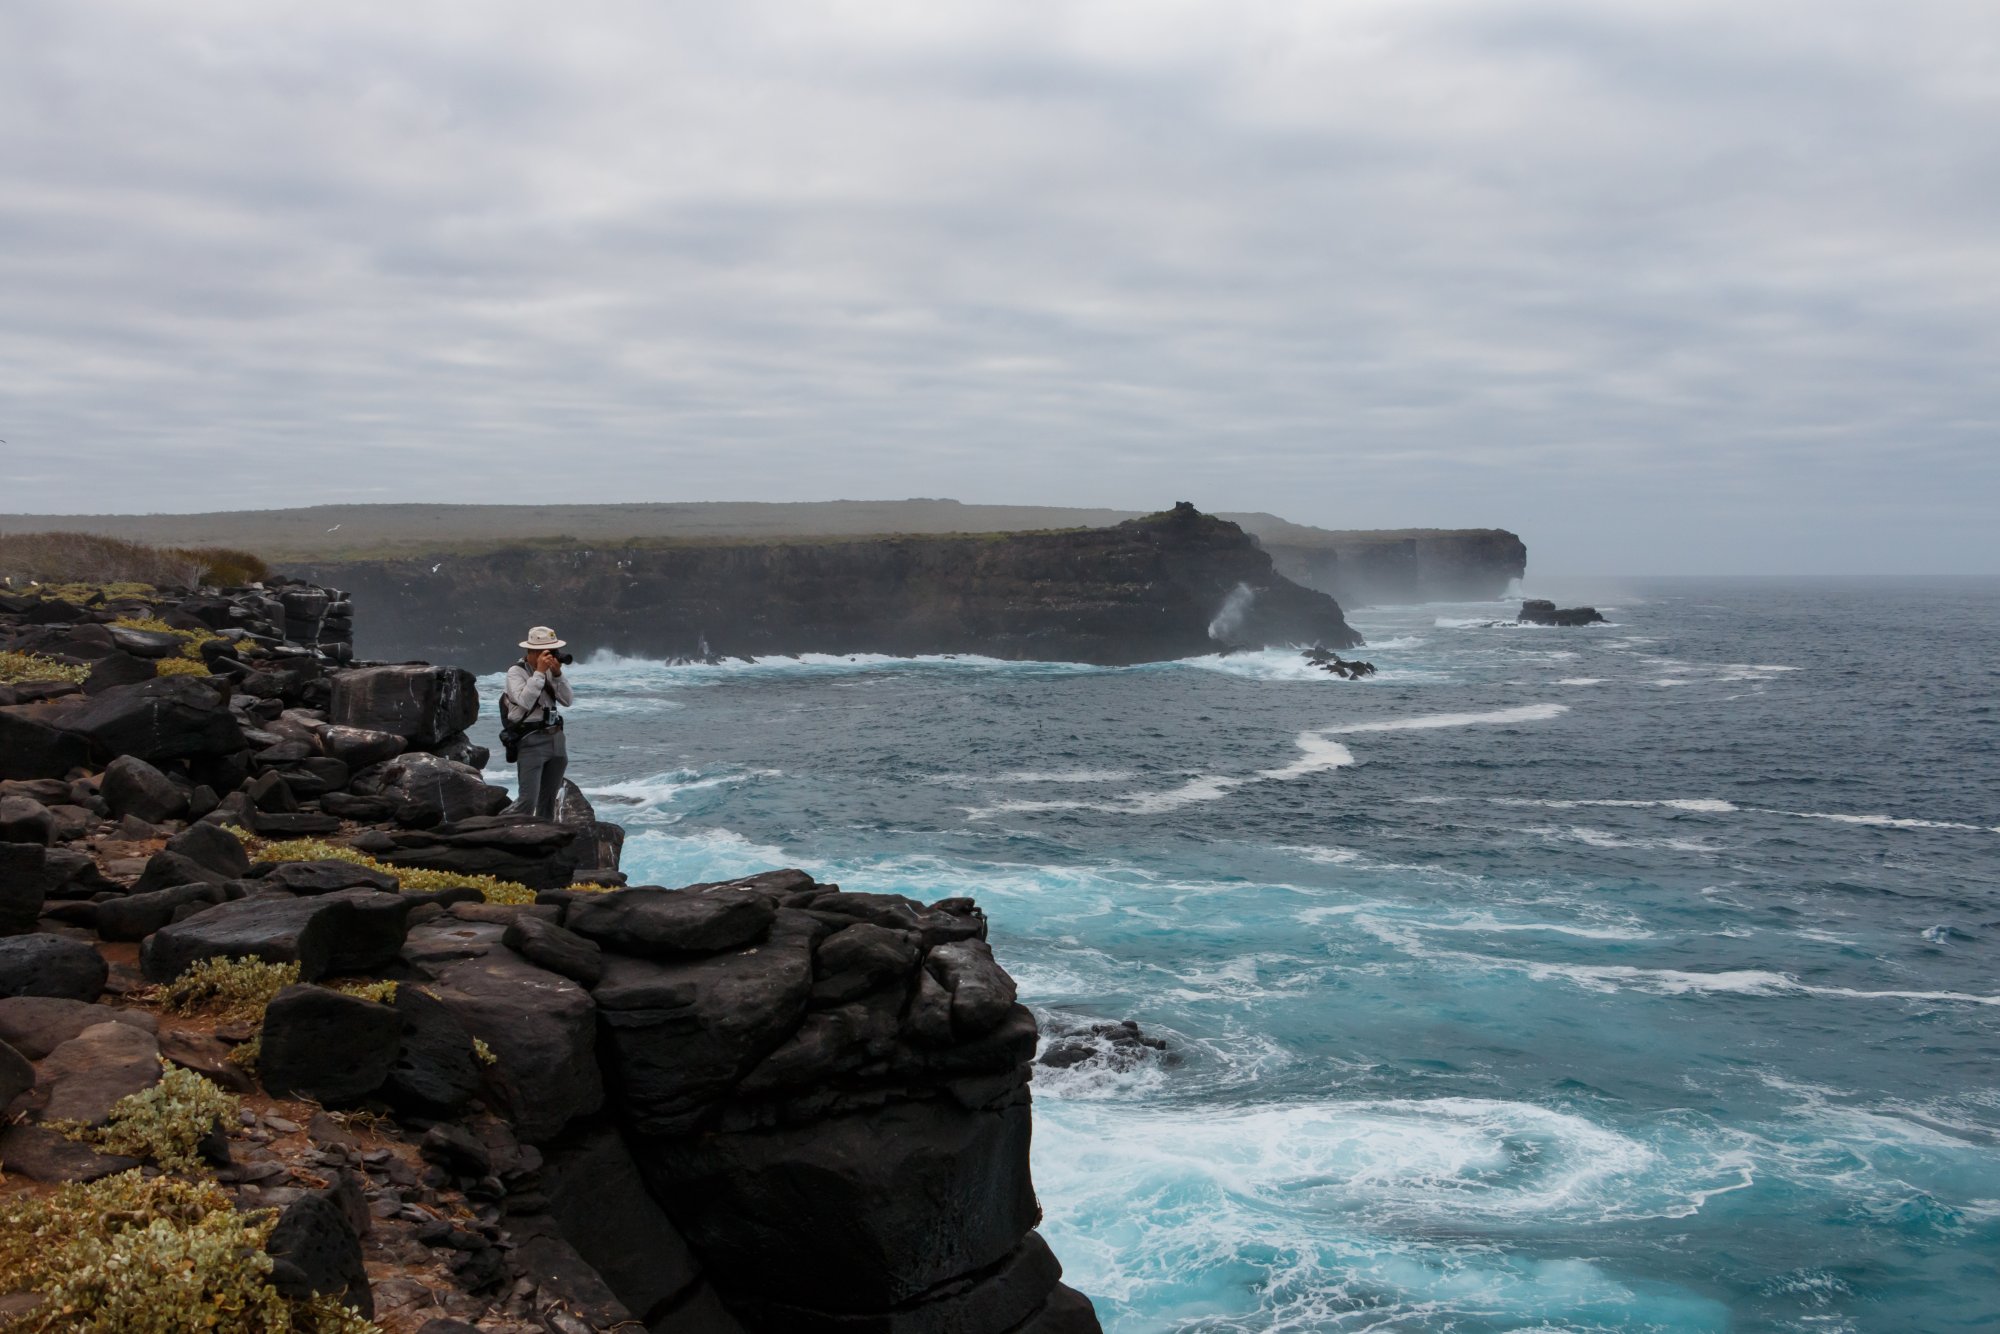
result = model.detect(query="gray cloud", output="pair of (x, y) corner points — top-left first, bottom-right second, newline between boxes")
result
(2, 0), (1995, 573)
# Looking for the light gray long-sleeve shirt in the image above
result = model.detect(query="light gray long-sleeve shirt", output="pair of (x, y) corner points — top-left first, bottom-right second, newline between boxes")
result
(503, 660), (574, 725)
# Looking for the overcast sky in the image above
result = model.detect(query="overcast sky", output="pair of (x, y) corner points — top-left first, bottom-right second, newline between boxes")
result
(3, 2), (1996, 573)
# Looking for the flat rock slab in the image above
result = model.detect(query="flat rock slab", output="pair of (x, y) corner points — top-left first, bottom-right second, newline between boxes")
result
(258, 859), (400, 896)
(567, 885), (778, 957)
(0, 933), (109, 1001)
(34, 1020), (162, 1125)
(0, 1121), (142, 1182)
(427, 950), (602, 1143)
(0, 996), (157, 1058)
(141, 889), (410, 983)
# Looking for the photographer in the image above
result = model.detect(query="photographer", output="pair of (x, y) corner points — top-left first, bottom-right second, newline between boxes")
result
(502, 626), (575, 820)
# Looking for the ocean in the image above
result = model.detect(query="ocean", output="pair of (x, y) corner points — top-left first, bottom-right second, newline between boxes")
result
(475, 578), (2000, 1333)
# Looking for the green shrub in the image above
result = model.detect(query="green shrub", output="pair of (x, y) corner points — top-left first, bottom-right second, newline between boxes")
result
(151, 956), (301, 1022)
(333, 980), (397, 1004)
(56, 1065), (238, 1173)
(0, 650), (90, 685)
(0, 1171), (379, 1333)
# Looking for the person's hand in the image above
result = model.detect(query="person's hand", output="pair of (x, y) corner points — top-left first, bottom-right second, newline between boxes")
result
(531, 649), (557, 675)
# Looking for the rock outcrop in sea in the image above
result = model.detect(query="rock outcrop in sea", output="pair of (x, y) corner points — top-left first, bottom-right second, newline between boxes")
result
(288, 502), (1363, 665)
(1517, 599), (1607, 627)
(0, 579), (1099, 1332)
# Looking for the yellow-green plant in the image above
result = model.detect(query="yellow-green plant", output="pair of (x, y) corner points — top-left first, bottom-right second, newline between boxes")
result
(151, 956), (301, 1022)
(151, 657), (212, 678)
(0, 650), (90, 685)
(56, 1065), (238, 1173)
(0, 1171), (379, 1333)
(109, 616), (224, 664)
(471, 1037), (498, 1067)
(251, 837), (542, 906)
(333, 980), (397, 1004)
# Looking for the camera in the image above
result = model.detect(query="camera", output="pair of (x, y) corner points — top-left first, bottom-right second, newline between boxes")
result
(552, 649), (574, 665)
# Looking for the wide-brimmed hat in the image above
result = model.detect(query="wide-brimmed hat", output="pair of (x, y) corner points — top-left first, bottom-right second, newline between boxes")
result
(519, 626), (567, 650)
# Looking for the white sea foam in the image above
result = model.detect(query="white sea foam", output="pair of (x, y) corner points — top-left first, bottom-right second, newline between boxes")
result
(1556, 677), (1605, 686)
(1318, 703), (1568, 736)
(1773, 810), (1992, 833)
(1488, 797), (1737, 814)
(931, 769), (1135, 787)
(586, 768), (778, 807)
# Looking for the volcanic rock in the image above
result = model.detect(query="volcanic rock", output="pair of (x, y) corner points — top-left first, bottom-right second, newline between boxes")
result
(0, 933), (108, 1001)
(140, 889), (411, 983)
(259, 984), (402, 1104)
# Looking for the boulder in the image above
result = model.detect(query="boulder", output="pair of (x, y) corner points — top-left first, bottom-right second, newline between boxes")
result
(0, 997), (156, 1059)
(95, 880), (244, 942)
(356, 753), (511, 828)
(591, 912), (817, 1134)
(106, 627), (182, 659)
(638, 1097), (1040, 1315)
(101, 754), (189, 823)
(0, 934), (107, 1000)
(52, 677), (246, 763)
(0, 1122), (141, 1183)
(318, 725), (406, 769)
(381, 983), (483, 1117)
(567, 885), (778, 958)
(501, 914), (603, 987)
(428, 731), (490, 770)
(1518, 599), (1606, 627)
(163, 820), (253, 879)
(0, 795), (55, 846)
(265, 1191), (374, 1319)
(258, 984), (401, 1104)
(32, 1021), (162, 1125)
(0, 846), (51, 935)
(811, 923), (921, 1006)
(425, 948), (602, 1142)
(374, 814), (576, 889)
(511, 1235), (636, 1329)
(131, 849), (234, 897)
(0, 1038), (32, 1110)
(0, 709), (91, 781)
(744, 1232), (1067, 1334)
(540, 1124), (705, 1319)
(140, 889), (411, 984)
(926, 940), (1020, 1037)
(258, 859), (400, 896)
(328, 665), (478, 748)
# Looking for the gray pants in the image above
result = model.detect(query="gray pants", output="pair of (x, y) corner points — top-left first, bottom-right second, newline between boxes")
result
(515, 728), (569, 820)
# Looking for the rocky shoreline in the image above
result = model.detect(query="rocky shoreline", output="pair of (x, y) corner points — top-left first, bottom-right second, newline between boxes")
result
(0, 580), (1098, 1332)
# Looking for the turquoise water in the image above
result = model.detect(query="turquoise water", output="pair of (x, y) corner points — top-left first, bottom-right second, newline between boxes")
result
(476, 579), (2000, 1332)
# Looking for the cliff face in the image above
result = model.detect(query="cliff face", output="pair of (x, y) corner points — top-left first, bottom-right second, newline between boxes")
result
(1240, 525), (1527, 605)
(0, 581), (1102, 1333)
(289, 503), (1362, 665)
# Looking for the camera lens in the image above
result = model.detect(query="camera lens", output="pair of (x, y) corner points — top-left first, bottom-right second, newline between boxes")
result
(556, 650), (575, 665)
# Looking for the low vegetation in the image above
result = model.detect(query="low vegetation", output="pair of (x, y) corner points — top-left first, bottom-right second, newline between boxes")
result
(251, 837), (540, 906)
(55, 1065), (238, 1174)
(0, 1171), (378, 1333)
(0, 650), (90, 685)
(150, 956), (301, 1022)
(333, 979), (397, 1004)
(0, 531), (269, 593)
(108, 615), (225, 665)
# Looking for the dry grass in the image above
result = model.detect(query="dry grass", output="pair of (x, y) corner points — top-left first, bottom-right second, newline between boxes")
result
(251, 837), (542, 905)
(0, 532), (268, 592)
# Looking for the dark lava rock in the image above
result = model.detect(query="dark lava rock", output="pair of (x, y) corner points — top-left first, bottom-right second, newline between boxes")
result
(131, 849), (234, 897)
(163, 819), (253, 879)
(259, 859), (400, 896)
(746, 1230), (1065, 1334)
(33, 1021), (162, 1124)
(81, 651), (157, 694)
(541, 1123), (704, 1319)
(810, 922), (921, 1006)
(0, 709), (92, 782)
(0, 1121), (141, 1182)
(591, 911), (817, 1134)
(318, 724), (407, 769)
(0, 997), (155, 1059)
(1036, 1017), (1179, 1074)
(926, 939), (1020, 1037)
(0, 1038), (32, 1110)
(106, 626), (182, 659)
(0, 934), (108, 1001)
(95, 880), (244, 942)
(501, 913), (603, 987)
(382, 983), (483, 1117)
(101, 754), (190, 823)
(266, 1190), (374, 1318)
(373, 813), (576, 888)
(328, 664), (478, 748)
(140, 889), (411, 984)
(355, 753), (511, 829)
(512, 1234), (636, 1328)
(0, 795), (55, 846)
(566, 884), (778, 957)
(53, 676), (246, 763)
(259, 984), (401, 1104)
(424, 948), (602, 1142)
(640, 1097), (1040, 1314)
(1518, 599), (1606, 627)
(0, 846), (51, 935)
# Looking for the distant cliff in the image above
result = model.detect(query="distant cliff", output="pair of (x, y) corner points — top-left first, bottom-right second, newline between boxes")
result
(1226, 518), (1526, 605)
(285, 504), (1362, 665)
